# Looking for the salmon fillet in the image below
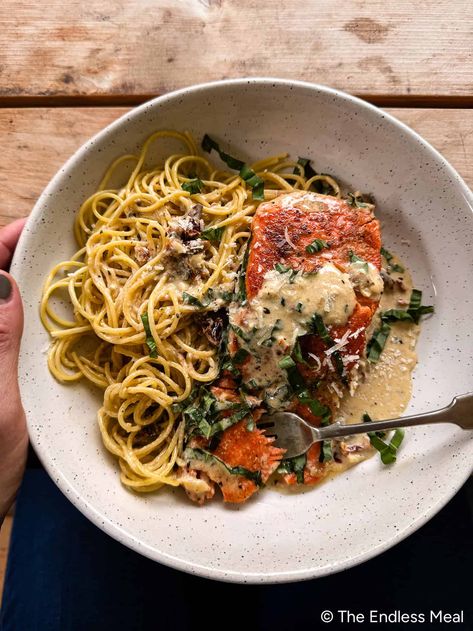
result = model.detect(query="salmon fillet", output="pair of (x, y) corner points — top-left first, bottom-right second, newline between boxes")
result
(246, 191), (381, 485)
(247, 191), (381, 372)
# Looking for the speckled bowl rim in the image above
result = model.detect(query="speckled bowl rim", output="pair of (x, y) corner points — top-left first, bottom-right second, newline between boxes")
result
(11, 78), (473, 584)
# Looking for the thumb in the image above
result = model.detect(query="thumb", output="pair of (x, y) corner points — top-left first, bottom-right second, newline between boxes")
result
(0, 272), (27, 518)
(0, 272), (24, 398)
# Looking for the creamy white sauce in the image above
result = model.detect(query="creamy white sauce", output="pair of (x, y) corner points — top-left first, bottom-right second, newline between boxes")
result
(229, 263), (357, 408)
(272, 191), (344, 214)
(346, 260), (384, 300)
(338, 254), (418, 424)
(235, 263), (356, 351)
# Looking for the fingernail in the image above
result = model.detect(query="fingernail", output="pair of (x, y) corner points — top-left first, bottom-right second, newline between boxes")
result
(0, 274), (12, 303)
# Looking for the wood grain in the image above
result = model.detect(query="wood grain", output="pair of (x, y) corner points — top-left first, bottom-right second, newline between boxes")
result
(0, 107), (472, 228)
(0, 1), (472, 100)
(0, 515), (13, 603)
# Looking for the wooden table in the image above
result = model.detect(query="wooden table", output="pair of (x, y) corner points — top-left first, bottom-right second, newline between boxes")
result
(0, 0), (472, 596)
(1, 0), (473, 230)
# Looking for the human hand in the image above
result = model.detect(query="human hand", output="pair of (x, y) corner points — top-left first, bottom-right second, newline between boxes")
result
(0, 219), (28, 523)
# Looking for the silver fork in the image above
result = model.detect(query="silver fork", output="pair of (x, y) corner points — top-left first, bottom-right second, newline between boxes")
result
(261, 393), (473, 459)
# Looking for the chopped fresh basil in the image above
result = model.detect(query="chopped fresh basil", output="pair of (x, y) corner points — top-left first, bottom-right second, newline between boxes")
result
(220, 356), (240, 377)
(409, 288), (422, 310)
(239, 164), (264, 201)
(349, 251), (366, 265)
(381, 246), (405, 273)
(227, 465), (262, 484)
(182, 292), (205, 308)
(248, 379), (258, 389)
(230, 323), (253, 343)
(390, 428), (405, 451)
(410, 305), (434, 323)
(275, 262), (288, 273)
(171, 386), (199, 415)
(362, 412), (386, 438)
(366, 322), (391, 362)
(293, 339), (308, 365)
(380, 246), (392, 261)
(274, 262), (297, 282)
(346, 192), (371, 209)
(181, 385), (252, 439)
(277, 453), (307, 483)
(367, 428), (405, 465)
(293, 157), (317, 179)
(182, 178), (204, 194)
(201, 226), (224, 244)
(293, 159), (335, 194)
(201, 135), (264, 199)
(381, 289), (434, 325)
(141, 313), (158, 358)
(284, 362), (307, 393)
(201, 134), (221, 156)
(231, 320), (279, 348)
(219, 327), (239, 377)
(295, 302), (304, 313)
(363, 414), (404, 465)
(407, 289), (434, 323)
(236, 243), (250, 304)
(308, 313), (332, 345)
(181, 388), (216, 438)
(279, 355), (296, 370)
(233, 347), (250, 365)
(319, 440), (333, 462)
(201, 134), (244, 170)
(349, 250), (369, 272)
(381, 309), (415, 323)
(306, 238), (329, 254)
(278, 353), (329, 424)
(367, 433), (394, 463)
(185, 446), (262, 485)
(313, 175), (336, 195)
(297, 389), (331, 426)
(182, 285), (218, 310)
(207, 404), (251, 436)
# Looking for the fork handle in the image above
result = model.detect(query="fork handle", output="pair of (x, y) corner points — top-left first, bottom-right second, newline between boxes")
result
(316, 392), (473, 442)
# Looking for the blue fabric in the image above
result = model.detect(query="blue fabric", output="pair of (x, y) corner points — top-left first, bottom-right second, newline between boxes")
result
(1, 469), (472, 631)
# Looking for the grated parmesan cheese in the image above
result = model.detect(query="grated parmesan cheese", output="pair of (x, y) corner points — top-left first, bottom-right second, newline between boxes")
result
(349, 327), (364, 340)
(324, 329), (351, 355)
(330, 381), (344, 398)
(284, 225), (298, 250)
(307, 352), (322, 371)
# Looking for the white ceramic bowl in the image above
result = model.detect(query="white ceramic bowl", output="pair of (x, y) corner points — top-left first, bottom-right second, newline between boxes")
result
(12, 79), (473, 583)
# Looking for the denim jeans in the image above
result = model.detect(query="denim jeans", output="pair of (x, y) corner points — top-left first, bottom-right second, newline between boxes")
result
(1, 469), (471, 631)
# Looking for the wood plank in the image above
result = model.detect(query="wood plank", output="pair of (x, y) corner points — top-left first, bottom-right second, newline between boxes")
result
(0, 1), (472, 99)
(0, 515), (13, 603)
(0, 107), (472, 228)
